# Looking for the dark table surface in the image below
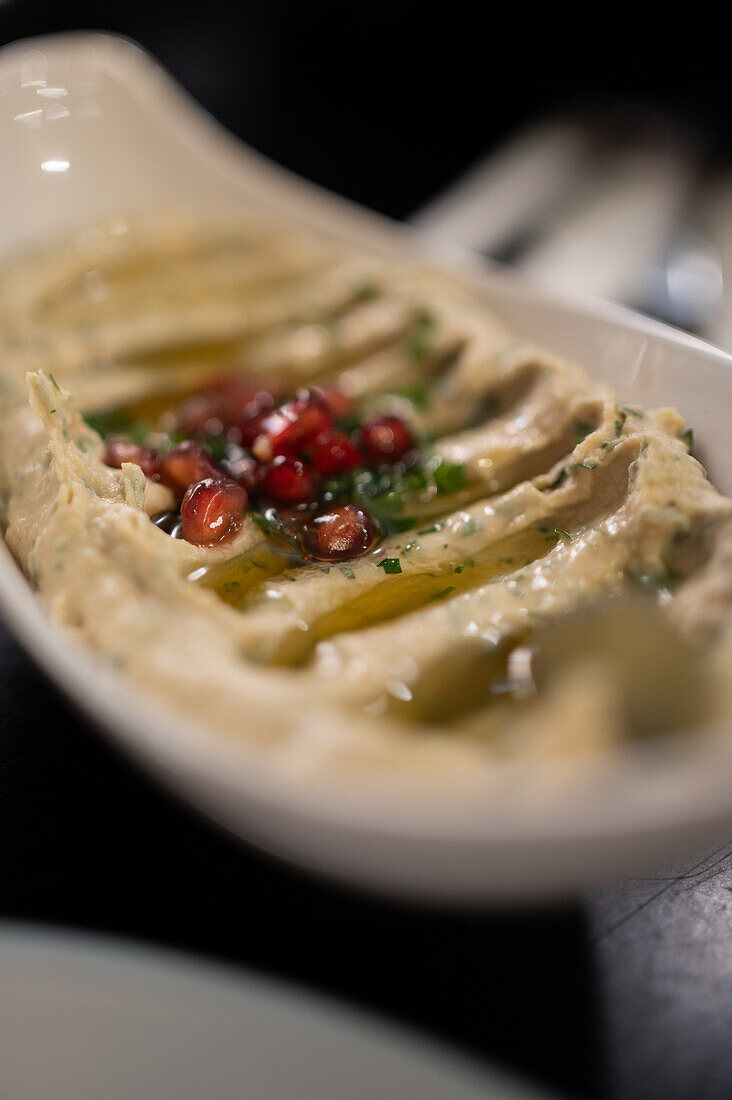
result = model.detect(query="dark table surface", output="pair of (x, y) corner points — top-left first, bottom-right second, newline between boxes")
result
(3, 615), (732, 1100)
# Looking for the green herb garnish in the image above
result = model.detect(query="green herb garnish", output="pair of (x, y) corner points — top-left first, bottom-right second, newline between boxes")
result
(353, 280), (378, 302)
(574, 420), (595, 440)
(201, 434), (229, 462)
(377, 557), (402, 574)
(83, 409), (152, 445)
(405, 308), (436, 362)
(250, 509), (300, 548)
(387, 381), (433, 410)
(428, 585), (456, 602)
(433, 458), (468, 494)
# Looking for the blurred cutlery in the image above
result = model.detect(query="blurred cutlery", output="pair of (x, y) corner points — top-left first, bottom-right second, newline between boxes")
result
(517, 140), (695, 304)
(410, 116), (591, 256)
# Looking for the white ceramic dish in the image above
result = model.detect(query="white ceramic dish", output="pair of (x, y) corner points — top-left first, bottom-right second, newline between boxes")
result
(2, 32), (732, 903)
(0, 922), (546, 1099)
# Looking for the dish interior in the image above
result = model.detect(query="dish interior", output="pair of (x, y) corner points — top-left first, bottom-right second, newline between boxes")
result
(3, 35), (732, 903)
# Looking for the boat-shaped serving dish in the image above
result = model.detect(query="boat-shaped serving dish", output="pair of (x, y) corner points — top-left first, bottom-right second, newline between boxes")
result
(2, 33), (732, 901)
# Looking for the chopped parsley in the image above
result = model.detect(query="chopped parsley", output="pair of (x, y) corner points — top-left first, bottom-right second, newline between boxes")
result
(432, 458), (468, 494)
(554, 528), (572, 541)
(548, 466), (568, 490)
(387, 381), (433, 410)
(250, 509), (300, 548)
(321, 454), (466, 525)
(377, 557), (402, 574)
(339, 565), (356, 579)
(573, 420), (595, 441)
(200, 434), (229, 462)
(619, 402), (643, 418)
(428, 585), (455, 602)
(405, 308), (436, 362)
(353, 280), (378, 303)
(83, 409), (153, 445)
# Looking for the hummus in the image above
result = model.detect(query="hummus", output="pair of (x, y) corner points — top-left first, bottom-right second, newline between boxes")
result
(1, 214), (731, 780)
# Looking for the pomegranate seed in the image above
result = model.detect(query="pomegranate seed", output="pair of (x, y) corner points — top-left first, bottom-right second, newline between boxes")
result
(358, 415), (414, 464)
(198, 373), (251, 395)
(238, 404), (275, 448)
(175, 392), (225, 436)
(302, 504), (377, 561)
(159, 441), (220, 495)
(180, 477), (247, 545)
(104, 440), (160, 480)
(321, 386), (355, 422)
(259, 388), (332, 456)
(309, 429), (361, 475)
(204, 373), (281, 402)
(177, 377), (280, 436)
(260, 455), (319, 504)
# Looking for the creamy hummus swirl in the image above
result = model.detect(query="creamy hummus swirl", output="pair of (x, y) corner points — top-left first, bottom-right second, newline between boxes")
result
(1, 213), (731, 782)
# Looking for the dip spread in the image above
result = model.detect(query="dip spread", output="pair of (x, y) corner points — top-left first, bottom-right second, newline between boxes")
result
(1, 215), (731, 779)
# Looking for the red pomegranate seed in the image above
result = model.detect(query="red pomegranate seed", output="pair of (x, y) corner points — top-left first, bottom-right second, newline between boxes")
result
(177, 377), (280, 436)
(198, 373), (251, 395)
(320, 386), (355, 422)
(309, 429), (361, 475)
(258, 388), (332, 456)
(260, 455), (319, 504)
(159, 441), (220, 495)
(358, 415), (414, 464)
(175, 392), (224, 436)
(104, 440), (160, 480)
(180, 477), (248, 545)
(302, 504), (377, 561)
(238, 402), (276, 448)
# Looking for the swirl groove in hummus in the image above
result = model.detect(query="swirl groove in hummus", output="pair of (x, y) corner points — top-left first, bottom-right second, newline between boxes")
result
(1, 213), (731, 781)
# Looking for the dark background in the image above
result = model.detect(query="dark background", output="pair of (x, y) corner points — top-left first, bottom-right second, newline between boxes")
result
(2, 5), (732, 1099)
(1, 2), (730, 222)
